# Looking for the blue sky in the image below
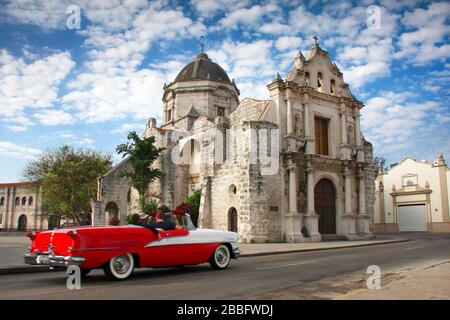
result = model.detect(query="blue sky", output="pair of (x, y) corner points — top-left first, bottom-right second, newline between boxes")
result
(0, 0), (449, 182)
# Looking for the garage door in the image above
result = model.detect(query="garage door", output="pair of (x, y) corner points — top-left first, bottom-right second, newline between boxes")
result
(398, 204), (427, 232)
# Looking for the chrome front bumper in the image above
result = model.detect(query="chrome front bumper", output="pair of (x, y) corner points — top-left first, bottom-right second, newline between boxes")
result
(24, 252), (85, 267)
(231, 243), (240, 259)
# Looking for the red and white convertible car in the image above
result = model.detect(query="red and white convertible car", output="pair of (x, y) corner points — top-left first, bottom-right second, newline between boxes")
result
(24, 211), (240, 280)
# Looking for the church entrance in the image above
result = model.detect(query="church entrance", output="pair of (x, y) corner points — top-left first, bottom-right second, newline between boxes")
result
(315, 179), (336, 234)
(228, 207), (238, 232)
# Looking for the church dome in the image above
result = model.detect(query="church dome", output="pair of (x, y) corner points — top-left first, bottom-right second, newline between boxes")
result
(174, 53), (231, 83)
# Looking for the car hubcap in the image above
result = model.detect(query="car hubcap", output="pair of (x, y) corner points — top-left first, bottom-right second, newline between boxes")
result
(113, 255), (130, 274)
(216, 248), (228, 265)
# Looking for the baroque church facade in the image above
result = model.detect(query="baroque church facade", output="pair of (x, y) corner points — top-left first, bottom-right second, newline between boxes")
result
(92, 40), (376, 243)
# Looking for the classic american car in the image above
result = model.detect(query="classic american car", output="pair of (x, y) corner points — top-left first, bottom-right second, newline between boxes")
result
(24, 211), (240, 280)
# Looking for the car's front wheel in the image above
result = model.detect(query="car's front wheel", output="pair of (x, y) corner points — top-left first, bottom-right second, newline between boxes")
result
(210, 244), (231, 270)
(103, 253), (135, 280)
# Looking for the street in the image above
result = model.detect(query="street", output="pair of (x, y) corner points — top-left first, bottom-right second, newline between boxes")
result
(0, 233), (449, 300)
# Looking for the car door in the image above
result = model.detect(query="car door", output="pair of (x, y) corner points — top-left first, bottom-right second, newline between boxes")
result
(141, 229), (192, 267)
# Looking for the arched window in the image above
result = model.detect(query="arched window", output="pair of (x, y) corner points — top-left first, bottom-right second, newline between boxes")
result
(304, 72), (310, 86)
(15, 197), (20, 206)
(0, 197), (4, 206)
(18, 214), (27, 232)
(228, 207), (238, 232)
(330, 79), (336, 95)
(28, 197), (33, 206)
(22, 197), (27, 206)
(317, 72), (323, 92)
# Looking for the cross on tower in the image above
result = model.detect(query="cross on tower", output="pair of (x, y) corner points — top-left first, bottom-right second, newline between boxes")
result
(313, 35), (319, 46)
(199, 36), (205, 53)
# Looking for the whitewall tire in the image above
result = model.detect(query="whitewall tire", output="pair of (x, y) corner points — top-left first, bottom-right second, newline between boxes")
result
(210, 244), (231, 270)
(104, 253), (135, 280)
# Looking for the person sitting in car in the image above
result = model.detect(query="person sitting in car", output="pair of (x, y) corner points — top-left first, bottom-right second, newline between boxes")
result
(150, 210), (176, 231)
(174, 215), (184, 230)
(131, 211), (175, 235)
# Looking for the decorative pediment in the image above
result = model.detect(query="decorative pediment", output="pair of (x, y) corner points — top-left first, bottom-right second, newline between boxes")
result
(285, 38), (357, 101)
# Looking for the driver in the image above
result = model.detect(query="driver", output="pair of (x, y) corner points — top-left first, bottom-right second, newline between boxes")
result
(131, 211), (175, 235)
(150, 210), (176, 231)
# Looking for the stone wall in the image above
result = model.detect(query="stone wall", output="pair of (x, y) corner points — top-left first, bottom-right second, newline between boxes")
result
(203, 120), (283, 243)
(92, 159), (132, 225)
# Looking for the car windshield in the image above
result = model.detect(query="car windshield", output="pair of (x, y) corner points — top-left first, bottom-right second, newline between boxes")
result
(165, 213), (196, 231)
(182, 215), (196, 231)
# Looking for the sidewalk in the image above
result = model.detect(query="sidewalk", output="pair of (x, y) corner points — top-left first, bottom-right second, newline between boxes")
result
(335, 259), (450, 300)
(0, 234), (409, 275)
(239, 235), (408, 256)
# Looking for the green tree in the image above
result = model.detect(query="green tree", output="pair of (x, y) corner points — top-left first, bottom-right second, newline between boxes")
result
(24, 146), (112, 226)
(186, 189), (201, 226)
(116, 131), (165, 211)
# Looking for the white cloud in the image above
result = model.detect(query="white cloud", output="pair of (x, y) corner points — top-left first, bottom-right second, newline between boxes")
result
(395, 2), (450, 64)
(4, 125), (27, 132)
(288, 5), (334, 36)
(1, 115), (34, 132)
(0, 50), (75, 117)
(0, 141), (41, 159)
(111, 122), (145, 134)
(2, 0), (148, 31)
(76, 138), (95, 146)
(343, 62), (390, 89)
(207, 39), (275, 83)
(34, 110), (73, 126)
(216, 3), (282, 30)
(190, 0), (250, 18)
(62, 69), (167, 123)
(275, 36), (304, 51)
(58, 3), (206, 124)
(361, 92), (447, 160)
(260, 22), (290, 35)
(1, 0), (69, 30)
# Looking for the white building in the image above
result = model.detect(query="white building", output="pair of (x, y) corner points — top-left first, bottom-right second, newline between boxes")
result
(374, 155), (450, 233)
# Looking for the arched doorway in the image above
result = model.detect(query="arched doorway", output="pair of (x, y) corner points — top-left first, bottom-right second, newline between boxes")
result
(18, 214), (27, 232)
(228, 207), (238, 232)
(315, 179), (336, 234)
(105, 202), (119, 225)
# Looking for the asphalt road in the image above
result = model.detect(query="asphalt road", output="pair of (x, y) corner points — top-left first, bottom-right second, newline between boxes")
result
(0, 233), (449, 300)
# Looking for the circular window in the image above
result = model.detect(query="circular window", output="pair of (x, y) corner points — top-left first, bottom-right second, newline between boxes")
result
(229, 184), (237, 196)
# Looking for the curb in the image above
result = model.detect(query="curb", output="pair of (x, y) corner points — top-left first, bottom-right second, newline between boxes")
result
(239, 238), (410, 257)
(0, 238), (409, 275)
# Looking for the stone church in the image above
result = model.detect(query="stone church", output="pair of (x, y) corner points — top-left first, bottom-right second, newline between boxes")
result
(92, 39), (376, 243)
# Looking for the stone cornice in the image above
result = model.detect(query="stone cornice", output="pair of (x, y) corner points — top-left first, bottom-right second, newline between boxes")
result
(390, 188), (432, 196)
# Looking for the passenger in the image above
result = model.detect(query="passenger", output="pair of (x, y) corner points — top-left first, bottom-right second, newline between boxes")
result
(130, 213), (145, 226)
(175, 215), (184, 230)
(149, 211), (176, 231)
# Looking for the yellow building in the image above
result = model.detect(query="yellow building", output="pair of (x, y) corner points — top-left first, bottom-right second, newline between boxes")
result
(0, 182), (45, 231)
(375, 155), (450, 233)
